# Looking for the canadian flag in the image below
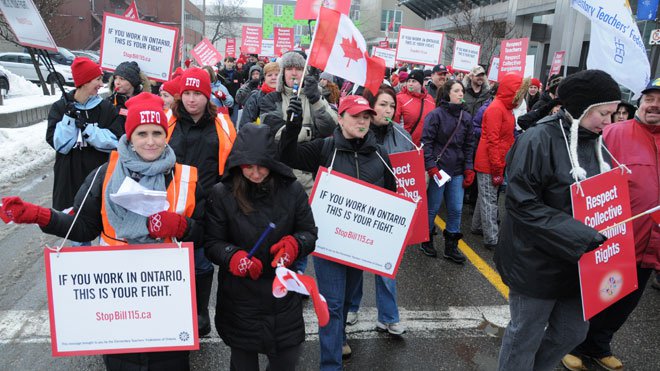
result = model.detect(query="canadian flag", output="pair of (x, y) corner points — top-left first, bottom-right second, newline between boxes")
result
(273, 267), (329, 327)
(123, 0), (139, 19)
(308, 7), (385, 95)
(649, 205), (660, 225)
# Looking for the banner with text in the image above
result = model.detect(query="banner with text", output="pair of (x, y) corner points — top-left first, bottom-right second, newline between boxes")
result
(452, 40), (481, 73)
(274, 27), (294, 55)
(294, 0), (351, 20)
(191, 38), (222, 67)
(225, 38), (236, 58)
(498, 38), (529, 77)
(378, 40), (389, 48)
(388, 150), (428, 245)
(395, 27), (444, 66)
(548, 50), (566, 78)
(310, 168), (416, 278)
(261, 39), (275, 57)
(45, 243), (198, 356)
(487, 57), (500, 82)
(571, 168), (637, 320)
(371, 47), (397, 68)
(241, 26), (262, 55)
(0, 0), (57, 51)
(100, 14), (178, 82)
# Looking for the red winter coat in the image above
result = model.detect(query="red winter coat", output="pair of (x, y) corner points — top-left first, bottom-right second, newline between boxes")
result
(474, 73), (523, 176)
(394, 87), (436, 146)
(603, 119), (660, 270)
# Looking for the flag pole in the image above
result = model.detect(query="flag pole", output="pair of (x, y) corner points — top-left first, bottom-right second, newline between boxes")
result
(598, 205), (660, 234)
(296, 11), (322, 98)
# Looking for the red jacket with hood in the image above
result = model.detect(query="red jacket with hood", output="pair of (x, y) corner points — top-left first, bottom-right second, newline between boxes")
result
(603, 118), (660, 270)
(474, 73), (524, 176)
(394, 87), (436, 146)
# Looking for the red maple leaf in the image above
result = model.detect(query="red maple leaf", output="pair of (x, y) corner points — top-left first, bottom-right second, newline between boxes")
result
(340, 36), (364, 68)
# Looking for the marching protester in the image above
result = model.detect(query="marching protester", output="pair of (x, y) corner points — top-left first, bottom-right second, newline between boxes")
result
(420, 80), (475, 262)
(159, 76), (181, 112)
(462, 65), (492, 117)
(237, 62), (280, 128)
(202, 65), (234, 114)
(426, 64), (449, 100)
(204, 122), (317, 371)
(345, 84), (414, 333)
(235, 64), (266, 107)
(319, 71), (340, 108)
(260, 50), (338, 192)
(394, 69), (435, 146)
(46, 57), (122, 213)
(218, 56), (245, 123)
(471, 73), (529, 250)
(562, 76), (660, 371)
(108, 61), (151, 116)
(278, 95), (396, 370)
(495, 69), (621, 371)
(167, 67), (237, 337)
(525, 78), (542, 112)
(532, 74), (563, 110)
(611, 101), (636, 122)
(4, 92), (205, 370)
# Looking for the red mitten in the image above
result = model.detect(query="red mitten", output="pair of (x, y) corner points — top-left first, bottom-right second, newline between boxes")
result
(462, 169), (476, 188)
(491, 175), (504, 187)
(269, 235), (299, 268)
(427, 167), (440, 179)
(213, 90), (226, 101)
(147, 211), (187, 239)
(1, 196), (51, 226)
(229, 250), (263, 280)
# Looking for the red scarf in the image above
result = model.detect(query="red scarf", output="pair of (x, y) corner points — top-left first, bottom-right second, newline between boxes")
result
(260, 84), (275, 94)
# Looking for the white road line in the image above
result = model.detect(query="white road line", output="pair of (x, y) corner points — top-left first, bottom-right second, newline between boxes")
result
(0, 305), (510, 344)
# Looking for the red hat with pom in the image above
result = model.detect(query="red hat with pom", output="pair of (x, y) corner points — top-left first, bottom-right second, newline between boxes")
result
(531, 78), (542, 88)
(124, 93), (168, 139)
(71, 57), (103, 87)
(180, 67), (211, 99)
(160, 76), (181, 97)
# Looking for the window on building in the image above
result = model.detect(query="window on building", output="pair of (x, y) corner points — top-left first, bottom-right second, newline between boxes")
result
(294, 24), (305, 37)
(274, 4), (282, 17)
(350, 1), (361, 21)
(381, 10), (402, 32)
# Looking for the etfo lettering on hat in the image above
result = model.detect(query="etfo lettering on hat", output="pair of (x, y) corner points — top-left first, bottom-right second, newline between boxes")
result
(185, 77), (201, 88)
(140, 111), (162, 124)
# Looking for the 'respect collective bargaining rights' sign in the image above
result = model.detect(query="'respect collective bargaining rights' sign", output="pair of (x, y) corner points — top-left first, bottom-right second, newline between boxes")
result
(100, 13), (178, 82)
(45, 243), (198, 356)
(388, 150), (429, 245)
(571, 168), (637, 320)
(310, 168), (416, 278)
(498, 37), (529, 77)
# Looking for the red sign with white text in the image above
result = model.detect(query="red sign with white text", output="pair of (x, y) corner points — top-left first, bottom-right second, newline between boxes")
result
(274, 27), (294, 56)
(378, 40), (389, 48)
(241, 26), (262, 54)
(571, 168), (637, 320)
(498, 37), (529, 77)
(548, 50), (566, 78)
(225, 38), (236, 58)
(191, 38), (222, 67)
(294, 0), (351, 20)
(388, 150), (429, 245)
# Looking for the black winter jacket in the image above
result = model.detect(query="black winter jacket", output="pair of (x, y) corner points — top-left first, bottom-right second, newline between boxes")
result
(46, 92), (122, 210)
(238, 89), (267, 128)
(496, 111), (609, 299)
(205, 123), (317, 353)
(421, 102), (475, 176)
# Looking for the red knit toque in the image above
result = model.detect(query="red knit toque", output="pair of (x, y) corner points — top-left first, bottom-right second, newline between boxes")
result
(180, 67), (211, 99)
(531, 78), (542, 88)
(71, 57), (103, 87)
(124, 93), (168, 139)
(161, 76), (181, 97)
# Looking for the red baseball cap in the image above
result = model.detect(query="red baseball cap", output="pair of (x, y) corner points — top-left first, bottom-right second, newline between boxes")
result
(338, 95), (376, 116)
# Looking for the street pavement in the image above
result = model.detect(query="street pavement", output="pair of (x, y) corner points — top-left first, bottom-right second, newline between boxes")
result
(0, 162), (658, 370)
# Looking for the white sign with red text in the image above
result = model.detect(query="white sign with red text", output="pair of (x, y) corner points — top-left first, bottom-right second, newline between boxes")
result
(0, 0), (57, 51)
(452, 40), (481, 73)
(395, 27), (444, 66)
(261, 39), (275, 57)
(99, 13), (178, 82)
(309, 168), (416, 278)
(371, 47), (397, 68)
(45, 243), (198, 356)
(191, 38), (222, 67)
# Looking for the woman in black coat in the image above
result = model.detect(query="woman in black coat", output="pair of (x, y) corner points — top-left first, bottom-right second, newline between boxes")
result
(204, 123), (317, 371)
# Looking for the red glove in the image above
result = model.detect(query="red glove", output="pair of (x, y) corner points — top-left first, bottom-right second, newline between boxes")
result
(269, 235), (299, 268)
(147, 211), (188, 239)
(491, 175), (504, 187)
(427, 167), (440, 179)
(229, 250), (263, 280)
(462, 169), (476, 188)
(213, 90), (226, 101)
(1, 196), (51, 226)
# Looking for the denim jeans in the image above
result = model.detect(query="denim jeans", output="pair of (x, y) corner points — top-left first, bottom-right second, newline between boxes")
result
(349, 273), (400, 324)
(426, 174), (464, 233)
(472, 172), (500, 245)
(194, 247), (214, 275)
(498, 290), (589, 371)
(291, 255), (309, 274)
(314, 256), (363, 371)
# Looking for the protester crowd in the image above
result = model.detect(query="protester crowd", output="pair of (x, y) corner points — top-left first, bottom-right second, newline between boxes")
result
(0, 46), (658, 371)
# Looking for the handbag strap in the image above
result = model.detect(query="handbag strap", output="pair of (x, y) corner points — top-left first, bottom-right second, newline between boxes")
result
(408, 97), (426, 137)
(435, 111), (463, 164)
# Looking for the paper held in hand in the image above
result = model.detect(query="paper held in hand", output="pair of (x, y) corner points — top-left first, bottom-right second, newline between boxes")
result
(109, 177), (169, 216)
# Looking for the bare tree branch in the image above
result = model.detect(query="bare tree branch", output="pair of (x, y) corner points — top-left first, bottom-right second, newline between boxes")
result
(0, 0), (69, 47)
(208, 0), (246, 44)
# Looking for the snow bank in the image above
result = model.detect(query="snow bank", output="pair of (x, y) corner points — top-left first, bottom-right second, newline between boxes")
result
(0, 121), (54, 186)
(0, 65), (43, 97)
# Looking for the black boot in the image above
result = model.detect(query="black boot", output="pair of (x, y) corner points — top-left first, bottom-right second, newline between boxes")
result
(196, 271), (214, 337)
(443, 230), (466, 264)
(419, 230), (438, 257)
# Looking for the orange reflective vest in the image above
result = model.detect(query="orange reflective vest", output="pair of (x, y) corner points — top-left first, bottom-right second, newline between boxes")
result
(166, 113), (236, 175)
(100, 151), (198, 246)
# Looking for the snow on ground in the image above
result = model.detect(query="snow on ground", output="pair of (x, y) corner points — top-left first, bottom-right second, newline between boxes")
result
(0, 120), (54, 186)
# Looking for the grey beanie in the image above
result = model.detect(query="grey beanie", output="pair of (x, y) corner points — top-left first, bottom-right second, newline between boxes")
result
(249, 64), (263, 77)
(114, 61), (141, 87)
(278, 51), (306, 70)
(320, 72), (334, 82)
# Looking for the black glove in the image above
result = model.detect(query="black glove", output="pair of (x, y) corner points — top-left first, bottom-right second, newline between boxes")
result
(286, 97), (303, 128)
(585, 233), (608, 252)
(74, 119), (87, 130)
(302, 75), (320, 104)
(64, 101), (79, 119)
(248, 78), (260, 90)
(538, 98), (562, 117)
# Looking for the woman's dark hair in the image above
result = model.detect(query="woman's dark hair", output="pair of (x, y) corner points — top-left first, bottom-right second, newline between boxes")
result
(202, 66), (217, 84)
(437, 80), (464, 107)
(230, 167), (275, 215)
(363, 84), (397, 112)
(171, 95), (218, 119)
(611, 102), (636, 121)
